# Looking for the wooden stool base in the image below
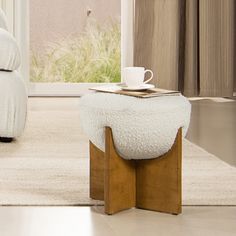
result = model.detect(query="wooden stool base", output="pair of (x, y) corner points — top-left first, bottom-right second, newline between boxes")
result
(90, 127), (182, 215)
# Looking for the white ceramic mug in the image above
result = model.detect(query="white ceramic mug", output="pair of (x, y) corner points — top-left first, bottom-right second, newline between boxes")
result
(123, 67), (153, 87)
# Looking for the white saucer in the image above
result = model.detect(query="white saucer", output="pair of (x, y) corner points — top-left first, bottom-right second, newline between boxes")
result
(120, 84), (155, 91)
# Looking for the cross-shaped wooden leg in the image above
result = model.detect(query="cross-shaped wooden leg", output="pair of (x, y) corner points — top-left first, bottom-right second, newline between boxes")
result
(89, 127), (182, 215)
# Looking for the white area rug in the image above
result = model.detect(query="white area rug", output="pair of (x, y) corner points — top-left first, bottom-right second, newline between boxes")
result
(183, 140), (236, 205)
(0, 98), (235, 206)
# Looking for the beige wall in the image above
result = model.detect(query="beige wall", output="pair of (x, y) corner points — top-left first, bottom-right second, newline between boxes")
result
(30, 0), (121, 51)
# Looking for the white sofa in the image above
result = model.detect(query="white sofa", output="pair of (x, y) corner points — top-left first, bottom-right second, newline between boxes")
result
(0, 9), (27, 142)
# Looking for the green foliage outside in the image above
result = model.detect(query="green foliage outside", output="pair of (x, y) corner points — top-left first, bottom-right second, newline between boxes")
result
(30, 19), (121, 83)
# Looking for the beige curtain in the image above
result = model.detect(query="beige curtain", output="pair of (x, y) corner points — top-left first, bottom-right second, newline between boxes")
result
(134, 0), (235, 97)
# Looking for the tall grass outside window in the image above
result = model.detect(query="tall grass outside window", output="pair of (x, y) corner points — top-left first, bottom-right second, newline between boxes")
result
(30, 19), (121, 83)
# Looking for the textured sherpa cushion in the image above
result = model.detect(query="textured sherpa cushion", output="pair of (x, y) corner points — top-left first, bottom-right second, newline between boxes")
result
(80, 93), (191, 160)
(0, 8), (8, 30)
(0, 71), (27, 138)
(0, 28), (21, 71)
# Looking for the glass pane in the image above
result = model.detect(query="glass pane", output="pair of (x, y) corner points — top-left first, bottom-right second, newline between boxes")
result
(30, 0), (121, 83)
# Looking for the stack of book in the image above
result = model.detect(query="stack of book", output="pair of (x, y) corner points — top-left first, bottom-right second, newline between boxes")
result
(90, 84), (180, 98)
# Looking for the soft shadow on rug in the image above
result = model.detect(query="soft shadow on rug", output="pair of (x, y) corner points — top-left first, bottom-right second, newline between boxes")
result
(0, 98), (235, 206)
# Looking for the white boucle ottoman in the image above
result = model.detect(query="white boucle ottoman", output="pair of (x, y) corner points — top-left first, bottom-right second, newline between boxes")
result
(80, 92), (191, 215)
(80, 93), (191, 160)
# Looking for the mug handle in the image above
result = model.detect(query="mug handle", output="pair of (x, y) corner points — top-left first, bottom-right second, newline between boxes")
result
(144, 69), (153, 84)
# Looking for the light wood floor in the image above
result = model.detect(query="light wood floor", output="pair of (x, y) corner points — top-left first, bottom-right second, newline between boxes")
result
(0, 97), (235, 236)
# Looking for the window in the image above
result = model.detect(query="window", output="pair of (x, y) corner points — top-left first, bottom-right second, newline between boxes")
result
(30, 0), (121, 84)
(2, 0), (134, 96)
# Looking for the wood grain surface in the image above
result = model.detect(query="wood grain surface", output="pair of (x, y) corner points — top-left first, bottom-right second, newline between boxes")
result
(89, 141), (105, 200)
(136, 129), (182, 215)
(104, 127), (136, 215)
(89, 127), (182, 215)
